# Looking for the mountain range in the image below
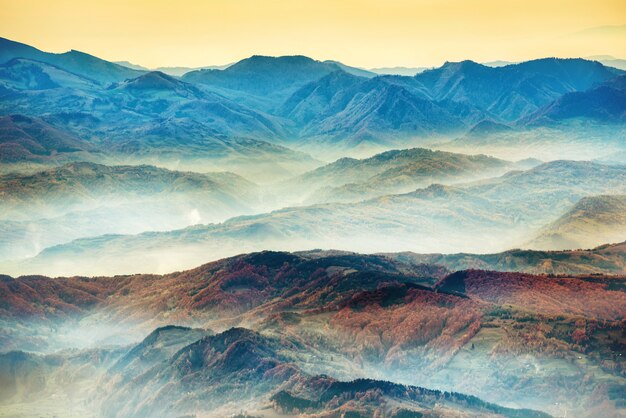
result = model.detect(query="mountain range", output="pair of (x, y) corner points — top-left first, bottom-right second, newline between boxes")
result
(1, 36), (624, 167)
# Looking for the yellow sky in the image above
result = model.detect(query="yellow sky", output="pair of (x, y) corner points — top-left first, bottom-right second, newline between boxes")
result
(1, 0), (625, 68)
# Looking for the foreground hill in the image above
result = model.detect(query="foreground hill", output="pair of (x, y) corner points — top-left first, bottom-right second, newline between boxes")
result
(526, 195), (626, 250)
(0, 251), (624, 416)
(0, 328), (550, 418)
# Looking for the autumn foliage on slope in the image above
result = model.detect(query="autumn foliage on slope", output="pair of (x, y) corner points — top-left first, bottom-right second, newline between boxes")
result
(436, 270), (626, 320)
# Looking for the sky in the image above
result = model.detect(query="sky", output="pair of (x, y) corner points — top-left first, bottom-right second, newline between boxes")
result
(1, 0), (625, 69)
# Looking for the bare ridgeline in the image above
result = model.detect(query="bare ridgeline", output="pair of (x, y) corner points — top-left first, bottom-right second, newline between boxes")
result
(0, 37), (625, 417)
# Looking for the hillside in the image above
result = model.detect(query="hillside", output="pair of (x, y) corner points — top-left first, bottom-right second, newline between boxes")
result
(290, 148), (518, 204)
(0, 114), (96, 164)
(526, 75), (626, 124)
(0, 327), (551, 417)
(384, 241), (626, 275)
(527, 195), (626, 250)
(0, 162), (259, 218)
(0, 251), (624, 416)
(279, 147), (524, 203)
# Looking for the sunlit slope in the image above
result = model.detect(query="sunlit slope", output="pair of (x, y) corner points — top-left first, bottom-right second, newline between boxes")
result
(527, 195), (626, 250)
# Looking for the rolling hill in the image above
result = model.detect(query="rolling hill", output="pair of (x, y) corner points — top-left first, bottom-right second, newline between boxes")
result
(0, 114), (96, 164)
(281, 147), (519, 204)
(384, 241), (626, 275)
(527, 195), (626, 250)
(9, 160), (624, 276)
(0, 250), (624, 416)
(0, 162), (265, 260)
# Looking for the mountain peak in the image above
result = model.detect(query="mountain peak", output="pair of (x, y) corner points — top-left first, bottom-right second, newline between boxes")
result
(440, 60), (485, 72)
(113, 70), (202, 97)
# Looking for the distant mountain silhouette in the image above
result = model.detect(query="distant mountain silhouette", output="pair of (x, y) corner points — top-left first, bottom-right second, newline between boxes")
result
(181, 55), (368, 107)
(1, 37), (624, 162)
(413, 58), (622, 121)
(0, 37), (144, 84)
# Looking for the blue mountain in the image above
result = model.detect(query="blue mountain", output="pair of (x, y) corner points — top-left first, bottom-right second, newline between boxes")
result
(0, 37), (144, 85)
(526, 75), (626, 123)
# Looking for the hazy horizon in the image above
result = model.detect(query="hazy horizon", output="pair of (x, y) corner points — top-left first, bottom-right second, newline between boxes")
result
(1, 0), (624, 69)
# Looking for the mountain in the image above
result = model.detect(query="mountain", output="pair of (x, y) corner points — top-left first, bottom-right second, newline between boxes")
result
(0, 161), (259, 219)
(435, 269), (626, 319)
(0, 37), (145, 84)
(464, 119), (514, 137)
(155, 64), (233, 76)
(1, 251), (624, 416)
(115, 61), (234, 76)
(0, 57), (320, 180)
(111, 325), (214, 377)
(281, 147), (515, 204)
(113, 60), (150, 71)
(0, 114), (96, 164)
(527, 195), (626, 250)
(526, 75), (626, 124)
(0, 327), (551, 417)
(276, 57), (623, 150)
(482, 60), (516, 67)
(587, 55), (626, 71)
(0, 58), (100, 91)
(412, 58), (623, 121)
(280, 73), (466, 146)
(384, 241), (626, 275)
(109, 70), (204, 99)
(322, 60), (376, 78)
(181, 55), (367, 110)
(100, 327), (550, 418)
